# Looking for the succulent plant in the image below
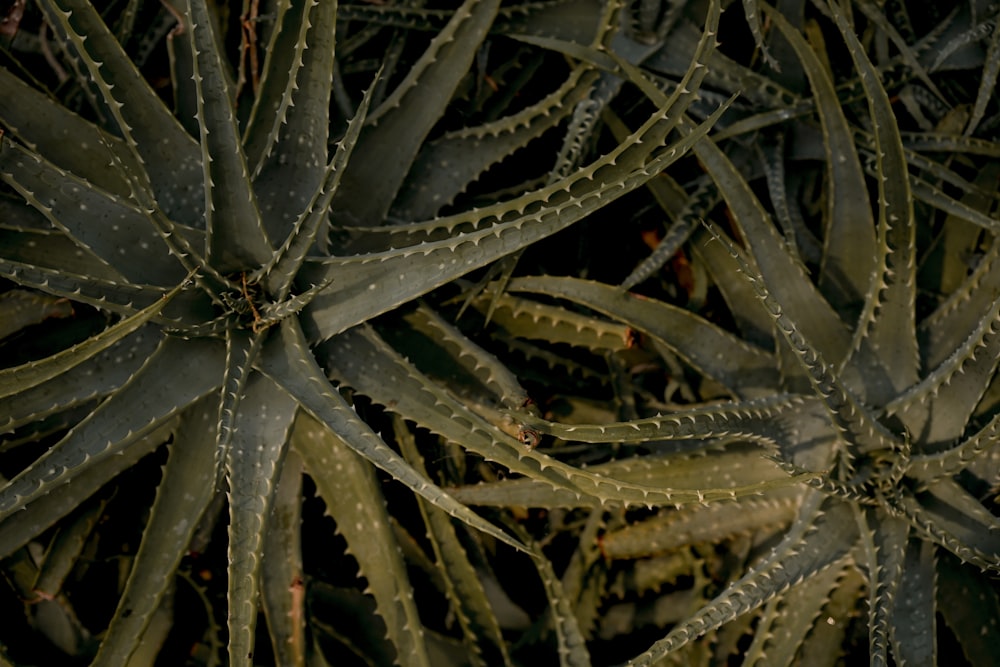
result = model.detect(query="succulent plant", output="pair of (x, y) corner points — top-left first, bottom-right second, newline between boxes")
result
(1, 0), (999, 665)
(457, 1), (1000, 663)
(0, 0), (725, 662)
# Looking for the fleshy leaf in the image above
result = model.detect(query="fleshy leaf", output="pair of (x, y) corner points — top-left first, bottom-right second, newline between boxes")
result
(293, 411), (431, 667)
(257, 318), (526, 553)
(183, 0), (272, 270)
(331, 0), (502, 226)
(0, 279), (187, 399)
(92, 400), (218, 667)
(0, 336), (224, 520)
(225, 374), (298, 667)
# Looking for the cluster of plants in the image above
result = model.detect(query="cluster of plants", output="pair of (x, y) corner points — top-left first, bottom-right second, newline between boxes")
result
(1, 0), (999, 664)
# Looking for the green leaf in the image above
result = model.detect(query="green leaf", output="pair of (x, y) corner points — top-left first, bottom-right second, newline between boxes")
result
(37, 0), (202, 224)
(214, 328), (268, 485)
(396, 417), (511, 667)
(762, 4), (876, 312)
(183, 0), (272, 270)
(826, 0), (918, 403)
(918, 208), (1000, 372)
(392, 66), (599, 219)
(321, 326), (587, 494)
(600, 490), (800, 559)
(257, 318), (527, 553)
(303, 99), (729, 341)
(893, 482), (1000, 572)
(741, 0), (779, 70)
(0, 420), (171, 561)
(795, 565), (865, 667)
(331, 0), (502, 226)
(244, 0), (317, 175)
(907, 409), (1000, 484)
(450, 441), (794, 509)
(468, 291), (631, 352)
(626, 496), (857, 664)
(888, 292), (1000, 447)
(0, 328), (160, 435)
(622, 178), (718, 294)
(326, 327), (812, 507)
(260, 447), (306, 667)
(225, 374), (298, 667)
(937, 553), (1000, 665)
(249, 0), (339, 242)
(260, 68), (378, 299)
(689, 226), (775, 351)
(890, 539), (936, 665)
(403, 304), (532, 410)
(0, 225), (121, 282)
(165, 3), (199, 138)
(0, 138), (188, 285)
(854, 508), (907, 667)
(0, 67), (135, 198)
(689, 136), (855, 370)
(701, 222), (899, 457)
(91, 399), (218, 667)
(755, 559), (852, 667)
(526, 537), (592, 667)
(0, 280), (186, 399)
(508, 276), (780, 398)
(0, 258), (207, 325)
(0, 336), (224, 520)
(31, 495), (106, 599)
(293, 411), (431, 667)
(849, 0), (946, 103)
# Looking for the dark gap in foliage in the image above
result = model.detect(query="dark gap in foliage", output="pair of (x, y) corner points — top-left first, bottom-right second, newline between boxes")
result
(0, 301), (106, 370)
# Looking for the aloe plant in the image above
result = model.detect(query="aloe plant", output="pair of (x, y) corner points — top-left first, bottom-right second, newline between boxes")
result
(0, 0), (724, 662)
(1, 0), (999, 664)
(451, 1), (1000, 663)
